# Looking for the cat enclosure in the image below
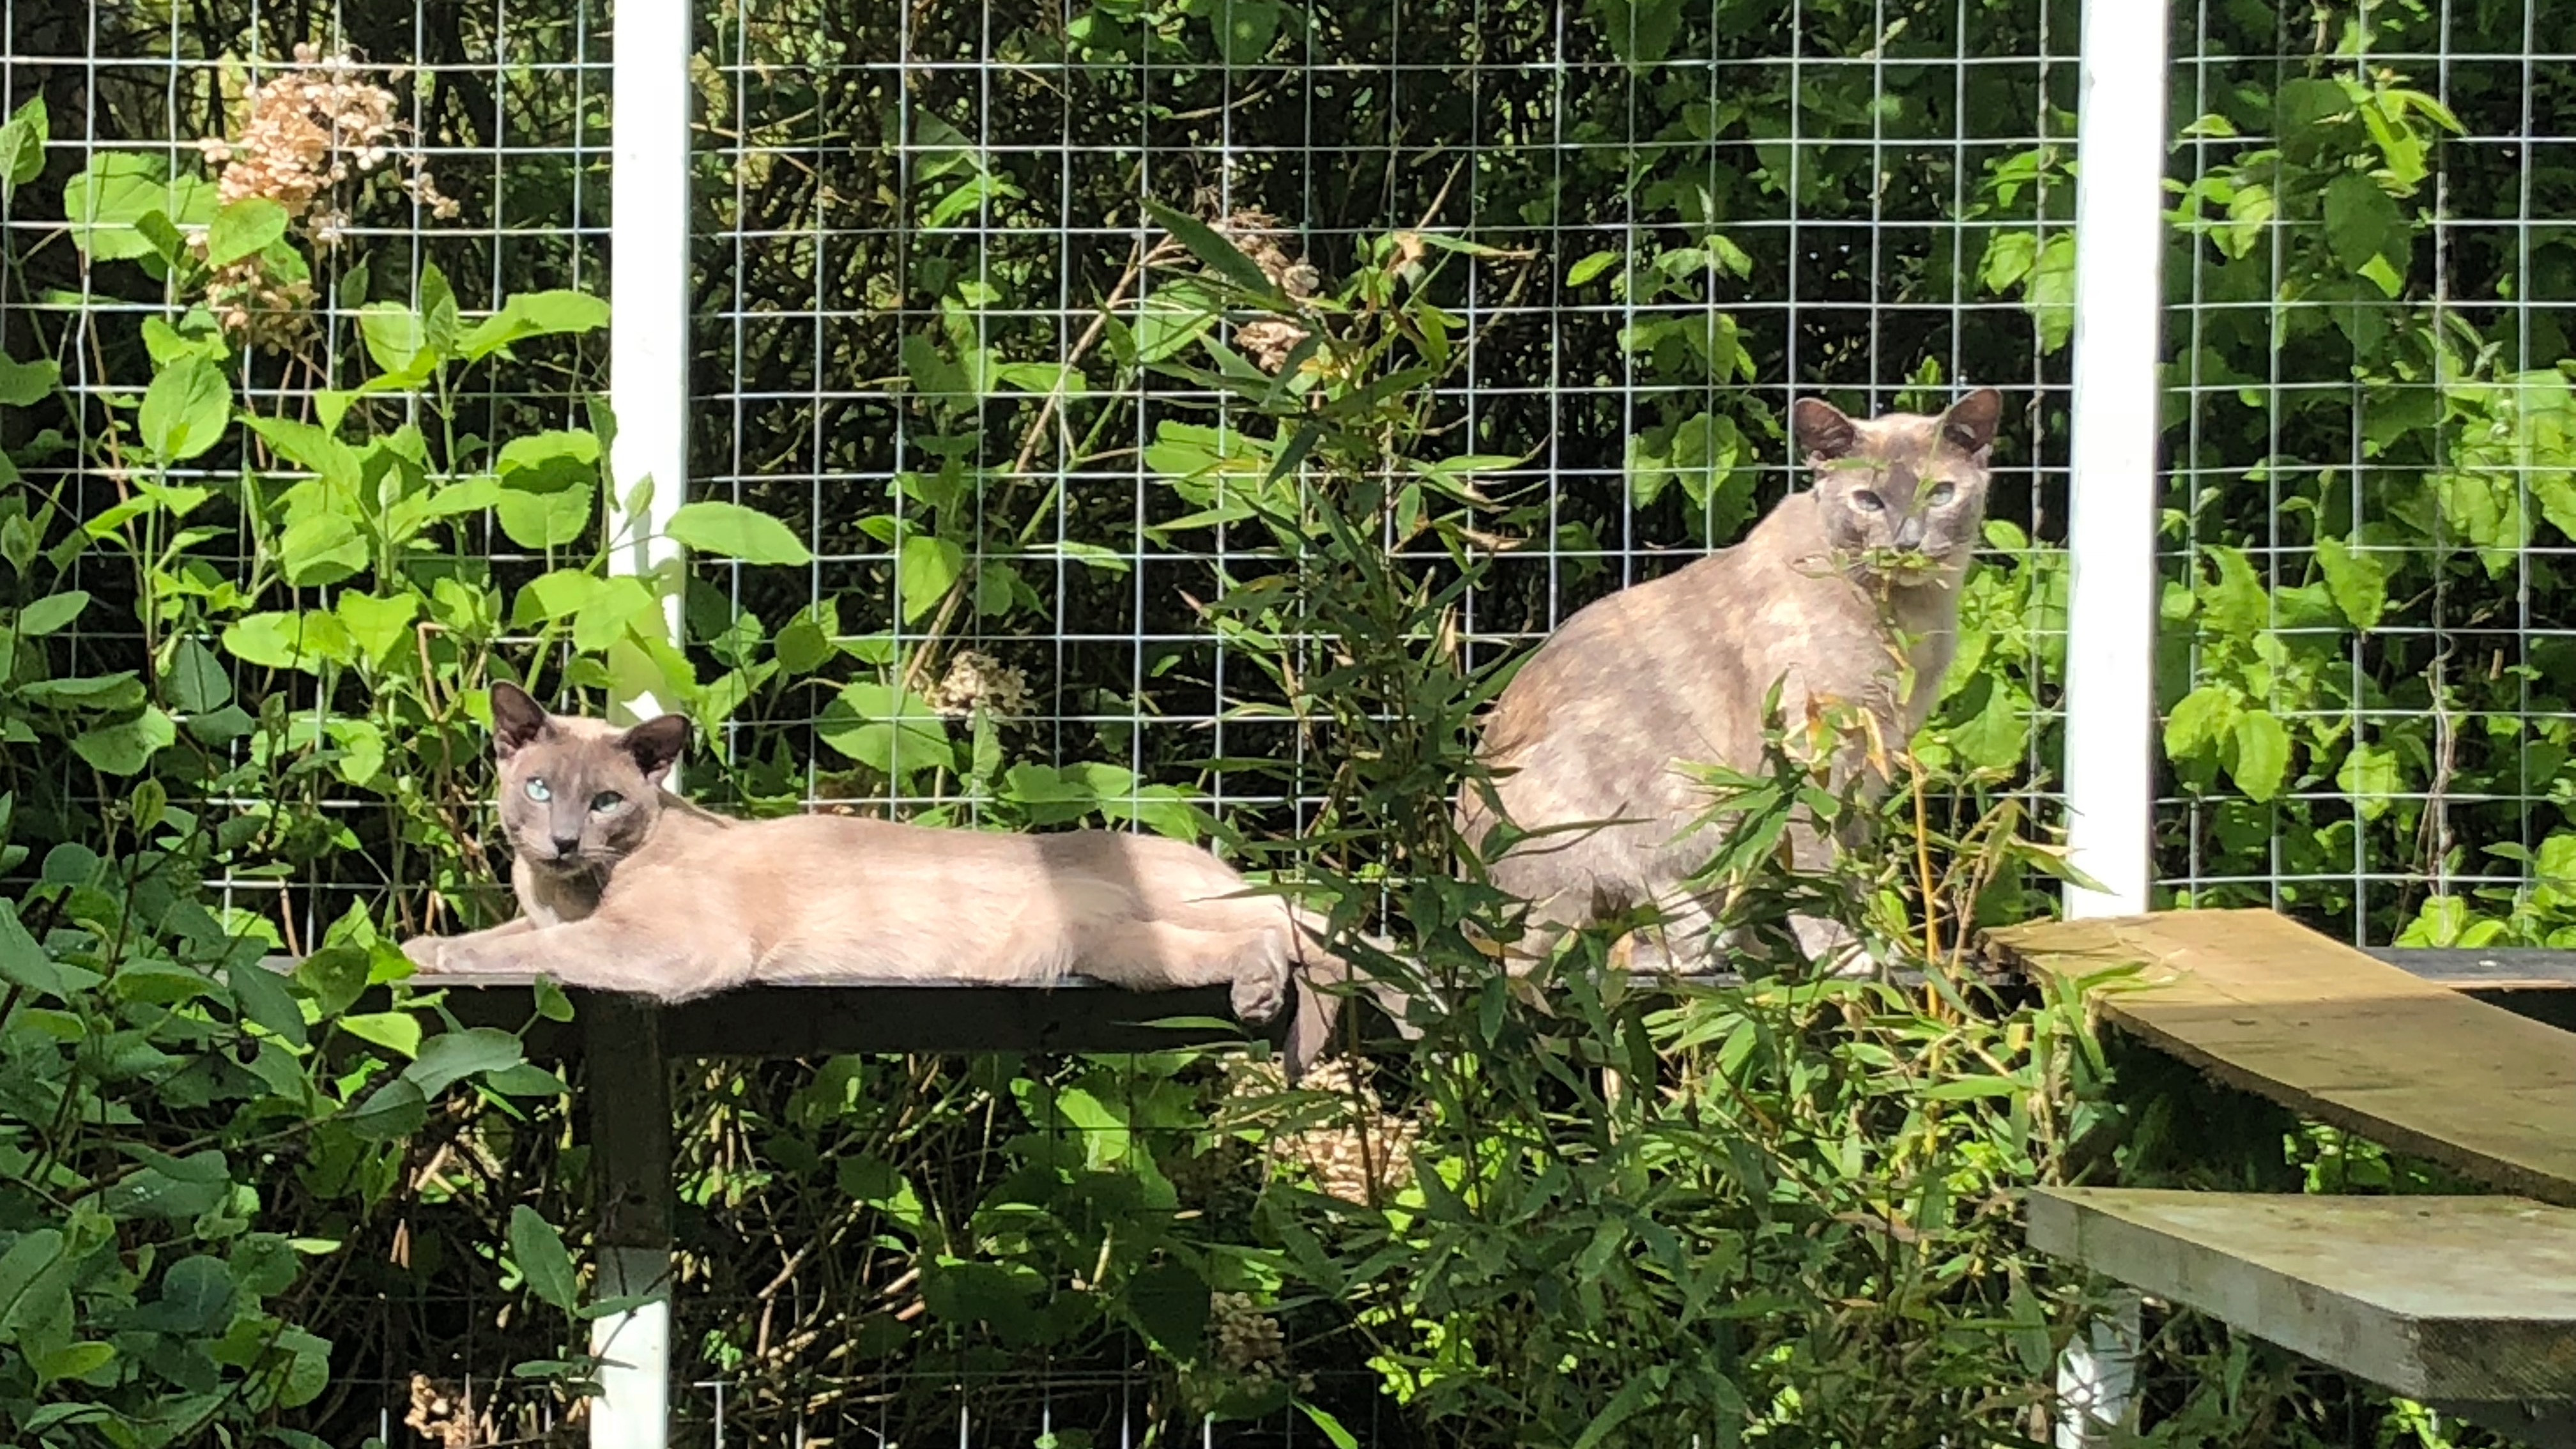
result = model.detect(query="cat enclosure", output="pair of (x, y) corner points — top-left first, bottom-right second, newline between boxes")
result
(4, 0), (2575, 1443)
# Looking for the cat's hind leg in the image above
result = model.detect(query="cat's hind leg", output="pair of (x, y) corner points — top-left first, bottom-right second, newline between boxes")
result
(1070, 919), (1294, 1024)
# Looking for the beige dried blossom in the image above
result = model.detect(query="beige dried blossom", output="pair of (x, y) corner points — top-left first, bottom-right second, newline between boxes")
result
(1230, 1057), (1420, 1206)
(404, 1372), (485, 1448)
(1213, 209), (1323, 374)
(926, 648), (1035, 719)
(1209, 1292), (1291, 1381)
(192, 44), (457, 346)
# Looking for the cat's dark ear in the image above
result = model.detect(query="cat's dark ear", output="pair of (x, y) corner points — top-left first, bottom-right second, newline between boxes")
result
(620, 714), (691, 789)
(1939, 387), (2003, 457)
(1792, 397), (1860, 462)
(489, 681), (551, 760)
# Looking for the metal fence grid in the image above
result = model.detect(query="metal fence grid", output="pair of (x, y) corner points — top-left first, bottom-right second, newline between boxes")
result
(2159, 0), (2576, 947)
(10, 0), (2573, 1439)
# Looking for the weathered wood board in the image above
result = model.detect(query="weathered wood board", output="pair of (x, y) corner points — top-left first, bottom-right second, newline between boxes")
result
(2027, 1187), (2576, 1402)
(1985, 908), (2576, 1208)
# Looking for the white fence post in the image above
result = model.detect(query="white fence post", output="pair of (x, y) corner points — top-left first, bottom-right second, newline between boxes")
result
(607, 0), (694, 729)
(594, 0), (694, 1445)
(2055, 0), (2172, 1443)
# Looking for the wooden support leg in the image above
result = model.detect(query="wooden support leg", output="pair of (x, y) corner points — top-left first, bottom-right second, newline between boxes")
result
(584, 996), (673, 1449)
(2053, 1292), (2140, 1448)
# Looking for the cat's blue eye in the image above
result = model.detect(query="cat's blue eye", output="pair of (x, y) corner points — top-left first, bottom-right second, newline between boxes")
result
(1853, 491), (1885, 512)
(1929, 482), (1957, 505)
(524, 778), (551, 802)
(592, 792), (624, 813)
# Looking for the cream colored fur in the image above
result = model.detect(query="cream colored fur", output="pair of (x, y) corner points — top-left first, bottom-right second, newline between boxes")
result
(401, 686), (1342, 1059)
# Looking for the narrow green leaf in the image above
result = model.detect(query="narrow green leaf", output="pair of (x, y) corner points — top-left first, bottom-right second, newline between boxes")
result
(509, 1206), (581, 1312)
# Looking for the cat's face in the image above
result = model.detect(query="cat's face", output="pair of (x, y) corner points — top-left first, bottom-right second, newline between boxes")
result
(1793, 387), (2002, 584)
(487, 682), (690, 877)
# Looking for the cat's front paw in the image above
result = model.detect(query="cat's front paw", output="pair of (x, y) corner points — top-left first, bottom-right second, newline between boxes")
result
(398, 935), (444, 971)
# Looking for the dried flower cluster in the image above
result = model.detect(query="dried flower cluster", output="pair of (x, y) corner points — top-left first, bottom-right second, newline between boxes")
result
(404, 1373), (486, 1448)
(193, 44), (457, 345)
(926, 648), (1036, 719)
(1209, 1292), (1291, 1383)
(1231, 1058), (1420, 1206)
(1215, 209), (1322, 374)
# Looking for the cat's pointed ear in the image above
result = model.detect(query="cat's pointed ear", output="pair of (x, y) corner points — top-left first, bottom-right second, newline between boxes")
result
(1939, 387), (2004, 457)
(620, 714), (691, 789)
(1792, 397), (1860, 462)
(489, 681), (552, 760)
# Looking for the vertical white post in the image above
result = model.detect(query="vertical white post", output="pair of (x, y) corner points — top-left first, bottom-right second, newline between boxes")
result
(608, 0), (694, 725)
(2061, 0), (2170, 923)
(595, 1), (693, 1445)
(2055, 4), (2170, 1445)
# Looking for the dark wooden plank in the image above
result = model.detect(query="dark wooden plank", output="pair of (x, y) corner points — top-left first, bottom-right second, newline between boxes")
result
(1988, 910), (2576, 1207)
(2027, 1187), (2576, 1403)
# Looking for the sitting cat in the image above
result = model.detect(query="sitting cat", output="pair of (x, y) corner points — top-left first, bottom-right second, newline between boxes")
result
(1457, 387), (2004, 976)
(401, 682), (1341, 1052)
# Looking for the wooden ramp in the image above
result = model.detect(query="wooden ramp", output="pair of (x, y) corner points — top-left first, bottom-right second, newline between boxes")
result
(1986, 908), (2576, 1208)
(2027, 1188), (2576, 1402)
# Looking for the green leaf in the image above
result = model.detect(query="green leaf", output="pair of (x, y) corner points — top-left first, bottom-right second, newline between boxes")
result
(0, 353), (57, 406)
(1211, 0), (1281, 64)
(1124, 1261), (1208, 1355)
(898, 535), (966, 622)
(295, 945), (372, 1016)
(336, 591), (420, 666)
(2163, 684), (2239, 760)
(532, 977), (575, 1023)
(664, 500), (813, 565)
(278, 512), (367, 588)
(228, 958), (309, 1048)
(494, 429), (601, 549)
(1566, 249), (1620, 288)
(14, 589), (88, 636)
(33, 1341), (114, 1384)
(0, 96), (45, 194)
(164, 638), (231, 712)
(1589, 0), (1681, 67)
(150, 1257), (236, 1335)
(358, 302), (427, 376)
(1296, 1402), (1361, 1449)
(2229, 709), (2294, 802)
(0, 900), (66, 999)
(0, 1229), (68, 1341)
(71, 707), (177, 776)
(2313, 536), (2386, 631)
(509, 1206), (581, 1311)
(346, 1077), (428, 1140)
(1142, 199), (1282, 300)
(65, 153), (213, 260)
(339, 1011), (423, 1057)
(457, 289), (612, 360)
(138, 356), (234, 464)
(816, 680), (952, 780)
(403, 1026), (526, 1098)
(2322, 171), (2407, 284)
(2337, 741), (2404, 822)
(206, 196), (288, 268)
(222, 610), (355, 673)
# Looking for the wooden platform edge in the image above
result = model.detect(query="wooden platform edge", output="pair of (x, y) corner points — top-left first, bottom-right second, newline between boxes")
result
(2027, 1187), (2576, 1404)
(1986, 910), (2576, 1209)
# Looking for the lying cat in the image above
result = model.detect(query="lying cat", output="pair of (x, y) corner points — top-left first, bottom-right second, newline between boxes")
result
(401, 682), (1340, 1053)
(1459, 387), (2004, 973)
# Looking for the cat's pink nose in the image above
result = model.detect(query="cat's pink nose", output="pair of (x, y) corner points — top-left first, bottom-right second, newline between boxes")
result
(550, 834), (581, 859)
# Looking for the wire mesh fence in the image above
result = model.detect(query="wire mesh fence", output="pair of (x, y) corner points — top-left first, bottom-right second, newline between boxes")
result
(4, 0), (2573, 1441)
(2158, 0), (2576, 948)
